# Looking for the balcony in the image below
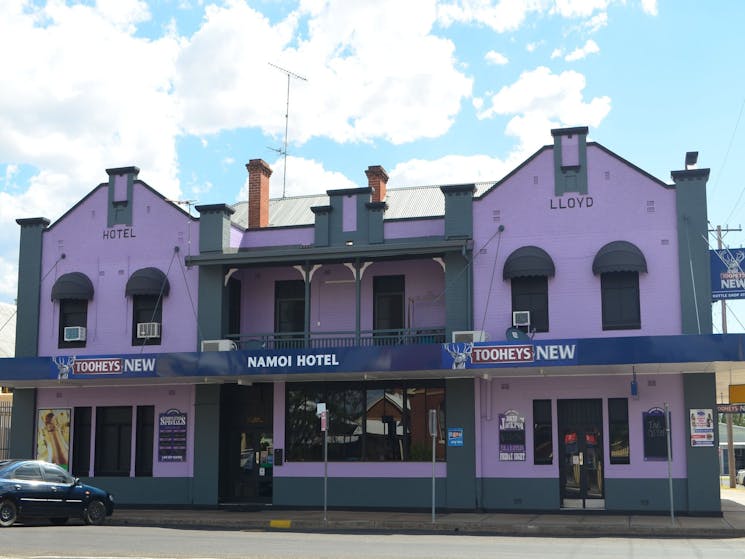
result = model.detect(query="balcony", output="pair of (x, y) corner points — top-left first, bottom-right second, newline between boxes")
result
(228, 328), (446, 350)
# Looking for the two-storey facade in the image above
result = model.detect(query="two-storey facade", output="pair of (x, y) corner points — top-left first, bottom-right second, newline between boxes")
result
(1, 127), (736, 514)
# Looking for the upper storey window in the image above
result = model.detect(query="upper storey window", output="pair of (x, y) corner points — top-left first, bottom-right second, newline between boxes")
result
(126, 267), (170, 346)
(503, 246), (555, 333)
(593, 241), (647, 331)
(51, 272), (94, 349)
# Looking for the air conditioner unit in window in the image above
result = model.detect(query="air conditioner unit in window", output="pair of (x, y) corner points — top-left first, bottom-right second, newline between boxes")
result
(201, 339), (236, 352)
(63, 326), (87, 342)
(512, 311), (531, 328)
(137, 322), (161, 339)
(451, 330), (488, 343)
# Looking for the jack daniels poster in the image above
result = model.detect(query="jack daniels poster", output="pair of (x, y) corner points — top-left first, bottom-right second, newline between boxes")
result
(499, 409), (526, 461)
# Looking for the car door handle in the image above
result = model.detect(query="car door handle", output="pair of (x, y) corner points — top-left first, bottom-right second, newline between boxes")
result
(14, 485), (21, 490)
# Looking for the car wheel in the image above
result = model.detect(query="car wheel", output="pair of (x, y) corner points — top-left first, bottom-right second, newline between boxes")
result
(0, 499), (18, 527)
(50, 517), (68, 525)
(84, 499), (107, 525)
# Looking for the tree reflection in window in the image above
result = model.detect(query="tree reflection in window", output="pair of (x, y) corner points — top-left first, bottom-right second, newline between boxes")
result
(285, 381), (445, 462)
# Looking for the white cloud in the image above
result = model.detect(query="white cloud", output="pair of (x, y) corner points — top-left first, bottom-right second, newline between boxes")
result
(551, 48), (563, 59)
(641, 0), (658, 16)
(476, 66), (611, 152)
(0, 1), (182, 302)
(389, 153), (513, 188)
(236, 156), (358, 201)
(175, 0), (473, 145)
(565, 39), (600, 61)
(526, 41), (543, 53)
(583, 12), (608, 32)
(437, 0), (542, 33)
(551, 0), (610, 18)
(485, 50), (509, 65)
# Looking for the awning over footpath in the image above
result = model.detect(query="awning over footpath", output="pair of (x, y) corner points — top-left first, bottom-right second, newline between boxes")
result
(1, 334), (744, 388)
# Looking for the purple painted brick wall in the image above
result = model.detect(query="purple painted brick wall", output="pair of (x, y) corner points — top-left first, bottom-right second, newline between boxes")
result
(472, 146), (680, 341)
(37, 385), (195, 478)
(38, 183), (200, 357)
(239, 259), (446, 336)
(476, 374), (686, 480)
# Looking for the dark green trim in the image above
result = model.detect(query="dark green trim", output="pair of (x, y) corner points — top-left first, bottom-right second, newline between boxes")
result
(80, 477), (195, 506)
(673, 168), (712, 334)
(192, 384), (221, 505)
(445, 378), (476, 509)
(605, 478), (689, 513)
(553, 129), (588, 196)
(185, 238), (469, 267)
(444, 251), (471, 334)
(683, 373), (720, 514)
(106, 167), (137, 227)
(9, 388), (36, 458)
(311, 206), (331, 247)
(15, 218), (49, 357)
(440, 184), (475, 240)
(273, 476), (447, 508)
(196, 204), (234, 254)
(197, 266), (226, 344)
(481, 478), (559, 510)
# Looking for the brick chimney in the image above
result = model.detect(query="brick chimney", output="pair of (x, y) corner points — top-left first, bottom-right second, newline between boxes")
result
(365, 165), (389, 203)
(246, 159), (272, 228)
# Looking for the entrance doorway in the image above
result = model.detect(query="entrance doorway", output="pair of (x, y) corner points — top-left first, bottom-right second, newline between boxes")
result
(557, 399), (604, 509)
(218, 384), (274, 503)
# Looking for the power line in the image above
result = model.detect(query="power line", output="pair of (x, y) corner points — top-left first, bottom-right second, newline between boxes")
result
(268, 62), (307, 199)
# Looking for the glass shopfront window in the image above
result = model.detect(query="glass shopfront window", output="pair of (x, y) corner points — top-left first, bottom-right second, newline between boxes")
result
(286, 381), (446, 462)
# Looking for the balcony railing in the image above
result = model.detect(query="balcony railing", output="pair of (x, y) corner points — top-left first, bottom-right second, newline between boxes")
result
(229, 328), (446, 350)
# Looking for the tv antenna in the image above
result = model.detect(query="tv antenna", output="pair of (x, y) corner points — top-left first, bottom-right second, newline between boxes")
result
(268, 62), (307, 198)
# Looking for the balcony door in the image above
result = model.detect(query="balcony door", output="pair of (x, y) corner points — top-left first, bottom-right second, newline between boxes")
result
(373, 275), (405, 344)
(275, 280), (305, 348)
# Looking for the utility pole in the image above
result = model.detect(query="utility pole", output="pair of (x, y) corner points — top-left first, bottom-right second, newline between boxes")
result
(711, 224), (742, 488)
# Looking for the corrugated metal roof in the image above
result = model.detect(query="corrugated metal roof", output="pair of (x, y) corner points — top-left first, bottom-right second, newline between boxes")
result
(230, 182), (495, 228)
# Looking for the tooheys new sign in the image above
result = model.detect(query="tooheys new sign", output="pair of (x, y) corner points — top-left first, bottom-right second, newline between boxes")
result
(442, 340), (578, 369)
(711, 248), (745, 300)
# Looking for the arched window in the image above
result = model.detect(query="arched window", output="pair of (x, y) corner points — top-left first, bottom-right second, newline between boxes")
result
(126, 267), (170, 345)
(593, 241), (647, 330)
(503, 246), (555, 333)
(51, 272), (94, 348)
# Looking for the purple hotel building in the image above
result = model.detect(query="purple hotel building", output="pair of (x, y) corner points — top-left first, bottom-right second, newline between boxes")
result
(3, 126), (737, 514)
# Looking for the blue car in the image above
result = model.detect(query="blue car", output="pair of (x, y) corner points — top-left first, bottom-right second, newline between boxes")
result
(0, 459), (114, 527)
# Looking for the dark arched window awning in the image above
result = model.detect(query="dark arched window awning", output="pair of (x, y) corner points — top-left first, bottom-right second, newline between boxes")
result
(592, 241), (648, 275)
(125, 267), (170, 297)
(503, 246), (556, 279)
(51, 272), (94, 301)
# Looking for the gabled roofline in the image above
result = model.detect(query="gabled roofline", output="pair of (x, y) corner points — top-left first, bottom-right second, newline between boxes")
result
(475, 140), (673, 200)
(44, 179), (197, 232)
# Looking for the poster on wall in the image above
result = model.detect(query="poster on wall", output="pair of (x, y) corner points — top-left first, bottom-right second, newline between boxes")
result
(158, 408), (187, 462)
(689, 408), (715, 447)
(498, 409), (526, 461)
(36, 408), (71, 470)
(643, 408), (670, 460)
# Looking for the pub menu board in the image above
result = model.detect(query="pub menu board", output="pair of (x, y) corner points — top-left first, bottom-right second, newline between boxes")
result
(643, 407), (670, 460)
(158, 408), (187, 462)
(498, 409), (526, 461)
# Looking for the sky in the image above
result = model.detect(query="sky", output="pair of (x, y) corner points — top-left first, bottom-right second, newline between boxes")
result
(1, 0), (745, 331)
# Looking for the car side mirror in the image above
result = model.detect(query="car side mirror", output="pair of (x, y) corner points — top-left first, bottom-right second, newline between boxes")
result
(73, 477), (81, 486)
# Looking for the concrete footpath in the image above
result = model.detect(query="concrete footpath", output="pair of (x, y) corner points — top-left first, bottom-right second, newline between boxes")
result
(108, 487), (745, 538)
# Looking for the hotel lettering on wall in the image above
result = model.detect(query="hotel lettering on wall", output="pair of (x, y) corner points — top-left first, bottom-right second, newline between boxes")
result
(102, 227), (136, 239)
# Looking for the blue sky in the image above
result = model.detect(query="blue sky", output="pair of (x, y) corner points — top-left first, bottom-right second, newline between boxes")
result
(1, 0), (745, 331)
